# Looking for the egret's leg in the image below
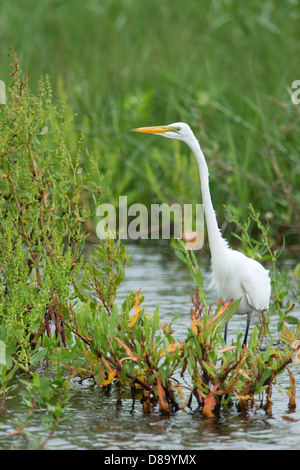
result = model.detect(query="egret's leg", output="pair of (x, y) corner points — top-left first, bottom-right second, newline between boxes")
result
(224, 321), (228, 344)
(242, 313), (252, 347)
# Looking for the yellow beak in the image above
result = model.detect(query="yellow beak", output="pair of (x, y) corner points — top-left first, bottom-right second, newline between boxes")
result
(131, 125), (168, 135)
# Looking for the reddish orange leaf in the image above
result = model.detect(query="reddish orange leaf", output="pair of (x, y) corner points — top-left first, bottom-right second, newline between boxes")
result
(128, 311), (140, 328)
(202, 391), (216, 418)
(167, 342), (184, 354)
(156, 375), (170, 413)
(98, 370), (117, 386)
(128, 294), (142, 327)
(205, 300), (233, 329)
(287, 368), (296, 410)
(114, 336), (139, 361)
(191, 314), (199, 335)
(134, 293), (141, 314)
(218, 345), (236, 353)
(159, 342), (184, 358)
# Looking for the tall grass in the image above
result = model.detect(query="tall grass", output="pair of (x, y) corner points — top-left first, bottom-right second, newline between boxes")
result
(1, 0), (299, 246)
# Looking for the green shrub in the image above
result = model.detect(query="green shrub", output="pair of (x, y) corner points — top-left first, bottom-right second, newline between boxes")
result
(0, 50), (101, 376)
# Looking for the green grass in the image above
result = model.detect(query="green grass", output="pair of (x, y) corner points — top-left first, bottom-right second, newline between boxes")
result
(1, 0), (299, 246)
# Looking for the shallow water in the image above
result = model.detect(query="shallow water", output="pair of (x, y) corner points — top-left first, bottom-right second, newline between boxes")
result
(0, 241), (299, 450)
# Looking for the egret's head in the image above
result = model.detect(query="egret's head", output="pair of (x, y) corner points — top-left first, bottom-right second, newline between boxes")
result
(132, 122), (195, 144)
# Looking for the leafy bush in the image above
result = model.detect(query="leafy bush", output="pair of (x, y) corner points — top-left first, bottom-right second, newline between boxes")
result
(0, 50), (100, 385)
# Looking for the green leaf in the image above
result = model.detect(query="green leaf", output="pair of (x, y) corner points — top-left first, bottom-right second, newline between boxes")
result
(285, 316), (299, 325)
(216, 298), (241, 327)
(152, 306), (160, 335)
(109, 304), (120, 337)
(33, 373), (40, 388)
(256, 368), (273, 389)
(201, 360), (216, 377)
(30, 348), (48, 365)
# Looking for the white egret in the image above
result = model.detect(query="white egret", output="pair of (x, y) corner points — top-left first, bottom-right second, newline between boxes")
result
(132, 122), (271, 346)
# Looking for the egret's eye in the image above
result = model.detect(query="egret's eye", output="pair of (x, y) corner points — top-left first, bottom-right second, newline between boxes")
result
(171, 126), (181, 133)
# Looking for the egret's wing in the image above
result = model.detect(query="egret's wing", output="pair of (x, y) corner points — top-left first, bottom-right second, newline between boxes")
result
(240, 266), (271, 312)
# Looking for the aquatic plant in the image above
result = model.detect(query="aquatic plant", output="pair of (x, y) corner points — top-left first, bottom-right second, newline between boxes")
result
(46, 236), (298, 419)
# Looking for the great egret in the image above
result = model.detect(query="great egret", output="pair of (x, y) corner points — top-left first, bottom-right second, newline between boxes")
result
(132, 122), (271, 346)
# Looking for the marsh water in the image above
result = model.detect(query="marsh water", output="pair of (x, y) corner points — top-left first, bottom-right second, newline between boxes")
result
(0, 242), (299, 450)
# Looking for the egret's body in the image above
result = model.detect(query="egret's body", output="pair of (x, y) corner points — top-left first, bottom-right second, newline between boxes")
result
(132, 122), (271, 345)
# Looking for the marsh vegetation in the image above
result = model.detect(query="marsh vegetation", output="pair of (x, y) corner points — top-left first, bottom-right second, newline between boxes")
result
(0, 0), (299, 450)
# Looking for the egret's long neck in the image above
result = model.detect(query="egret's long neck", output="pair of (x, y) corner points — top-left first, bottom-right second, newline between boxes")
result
(187, 137), (228, 261)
